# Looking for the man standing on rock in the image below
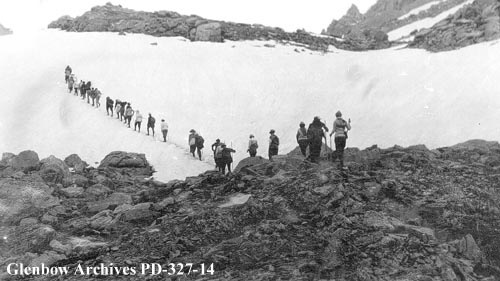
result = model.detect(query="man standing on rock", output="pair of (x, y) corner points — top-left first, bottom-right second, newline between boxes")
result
(306, 117), (329, 163)
(268, 129), (279, 161)
(329, 111), (351, 169)
(248, 134), (258, 157)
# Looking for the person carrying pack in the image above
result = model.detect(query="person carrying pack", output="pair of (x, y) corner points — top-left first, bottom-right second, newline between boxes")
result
(329, 111), (351, 169)
(125, 105), (134, 127)
(68, 74), (75, 93)
(220, 143), (236, 175)
(95, 88), (102, 107)
(214, 143), (225, 171)
(73, 76), (80, 95)
(306, 117), (329, 163)
(296, 122), (309, 157)
(247, 134), (258, 157)
(147, 113), (155, 136)
(64, 65), (72, 83)
(268, 129), (279, 161)
(211, 139), (222, 168)
(106, 97), (114, 116)
(195, 133), (205, 161)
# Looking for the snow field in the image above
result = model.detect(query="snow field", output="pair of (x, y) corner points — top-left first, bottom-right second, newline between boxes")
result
(1, 30), (499, 181)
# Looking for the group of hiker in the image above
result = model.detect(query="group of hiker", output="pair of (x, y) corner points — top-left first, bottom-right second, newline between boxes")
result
(64, 65), (352, 175)
(64, 66), (169, 142)
(65, 66), (102, 107)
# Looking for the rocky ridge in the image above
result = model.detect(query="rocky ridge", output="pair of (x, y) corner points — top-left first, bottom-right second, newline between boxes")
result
(2, 140), (500, 280)
(47, 2), (390, 52)
(0, 23), (12, 36)
(410, 0), (500, 51)
(324, 0), (468, 41)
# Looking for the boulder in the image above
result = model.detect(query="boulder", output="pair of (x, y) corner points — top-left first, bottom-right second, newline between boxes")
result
(7, 224), (56, 254)
(234, 156), (269, 174)
(40, 155), (70, 184)
(99, 151), (149, 168)
(86, 183), (112, 197)
(195, 22), (222, 42)
(64, 154), (88, 173)
(0, 177), (59, 225)
(28, 251), (67, 267)
(89, 210), (115, 229)
(8, 150), (40, 172)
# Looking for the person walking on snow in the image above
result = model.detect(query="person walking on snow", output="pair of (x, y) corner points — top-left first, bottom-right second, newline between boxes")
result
(306, 117), (329, 163)
(115, 102), (122, 121)
(95, 88), (101, 107)
(73, 77), (80, 95)
(106, 97), (114, 116)
(195, 132), (205, 161)
(64, 65), (72, 83)
(134, 110), (143, 132)
(125, 105), (134, 128)
(329, 111), (351, 169)
(268, 129), (279, 161)
(85, 81), (92, 103)
(147, 113), (155, 136)
(296, 122), (309, 157)
(160, 119), (169, 142)
(79, 81), (86, 99)
(220, 143), (236, 175)
(68, 74), (75, 93)
(248, 134), (258, 157)
(120, 102), (127, 122)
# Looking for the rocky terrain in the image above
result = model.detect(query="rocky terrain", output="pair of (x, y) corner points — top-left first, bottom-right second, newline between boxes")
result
(324, 0), (468, 41)
(47, 2), (390, 52)
(410, 0), (500, 51)
(0, 23), (12, 36)
(2, 139), (500, 280)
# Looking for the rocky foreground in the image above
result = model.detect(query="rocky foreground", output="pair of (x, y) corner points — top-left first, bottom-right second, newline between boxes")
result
(1, 140), (500, 280)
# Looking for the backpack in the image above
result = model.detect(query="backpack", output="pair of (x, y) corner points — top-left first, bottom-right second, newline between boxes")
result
(196, 135), (205, 148)
(215, 146), (223, 159)
(307, 124), (324, 144)
(270, 135), (279, 148)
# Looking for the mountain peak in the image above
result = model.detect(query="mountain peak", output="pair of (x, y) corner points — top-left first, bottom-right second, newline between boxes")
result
(347, 4), (362, 16)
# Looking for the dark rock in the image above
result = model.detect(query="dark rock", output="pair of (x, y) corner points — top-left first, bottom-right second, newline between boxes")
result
(40, 155), (70, 184)
(6, 150), (40, 172)
(64, 154), (88, 173)
(99, 151), (149, 168)
(86, 192), (133, 213)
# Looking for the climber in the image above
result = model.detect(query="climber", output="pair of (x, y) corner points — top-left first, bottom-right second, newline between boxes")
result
(296, 122), (309, 157)
(160, 119), (168, 142)
(248, 134), (258, 157)
(147, 113), (155, 136)
(268, 129), (279, 161)
(306, 117), (329, 163)
(106, 97), (114, 116)
(329, 111), (351, 169)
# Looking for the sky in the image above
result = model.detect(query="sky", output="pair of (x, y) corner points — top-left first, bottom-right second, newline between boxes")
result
(0, 0), (377, 34)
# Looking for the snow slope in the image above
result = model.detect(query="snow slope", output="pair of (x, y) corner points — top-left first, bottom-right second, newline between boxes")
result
(398, 0), (443, 20)
(1, 30), (500, 181)
(389, 0), (474, 40)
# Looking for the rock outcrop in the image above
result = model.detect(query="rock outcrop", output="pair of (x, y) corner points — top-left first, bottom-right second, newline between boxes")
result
(0, 23), (12, 36)
(2, 141), (500, 280)
(324, 0), (469, 41)
(47, 3), (391, 51)
(410, 0), (500, 51)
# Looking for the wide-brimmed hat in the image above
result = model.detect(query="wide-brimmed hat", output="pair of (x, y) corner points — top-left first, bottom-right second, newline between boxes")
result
(249, 134), (254, 138)
(336, 111), (342, 117)
(269, 129), (275, 134)
(190, 129), (195, 133)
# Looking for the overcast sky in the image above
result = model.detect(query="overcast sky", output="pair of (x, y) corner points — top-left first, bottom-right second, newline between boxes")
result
(0, 0), (377, 34)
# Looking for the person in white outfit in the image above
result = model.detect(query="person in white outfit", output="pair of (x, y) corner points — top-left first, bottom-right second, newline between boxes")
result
(161, 119), (169, 142)
(134, 110), (143, 132)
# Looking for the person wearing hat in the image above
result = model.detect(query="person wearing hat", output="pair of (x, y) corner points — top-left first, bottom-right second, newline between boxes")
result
(220, 143), (236, 175)
(211, 139), (222, 167)
(306, 117), (329, 163)
(268, 129), (279, 161)
(329, 111), (351, 169)
(160, 119), (169, 142)
(296, 122), (309, 157)
(247, 134), (258, 157)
